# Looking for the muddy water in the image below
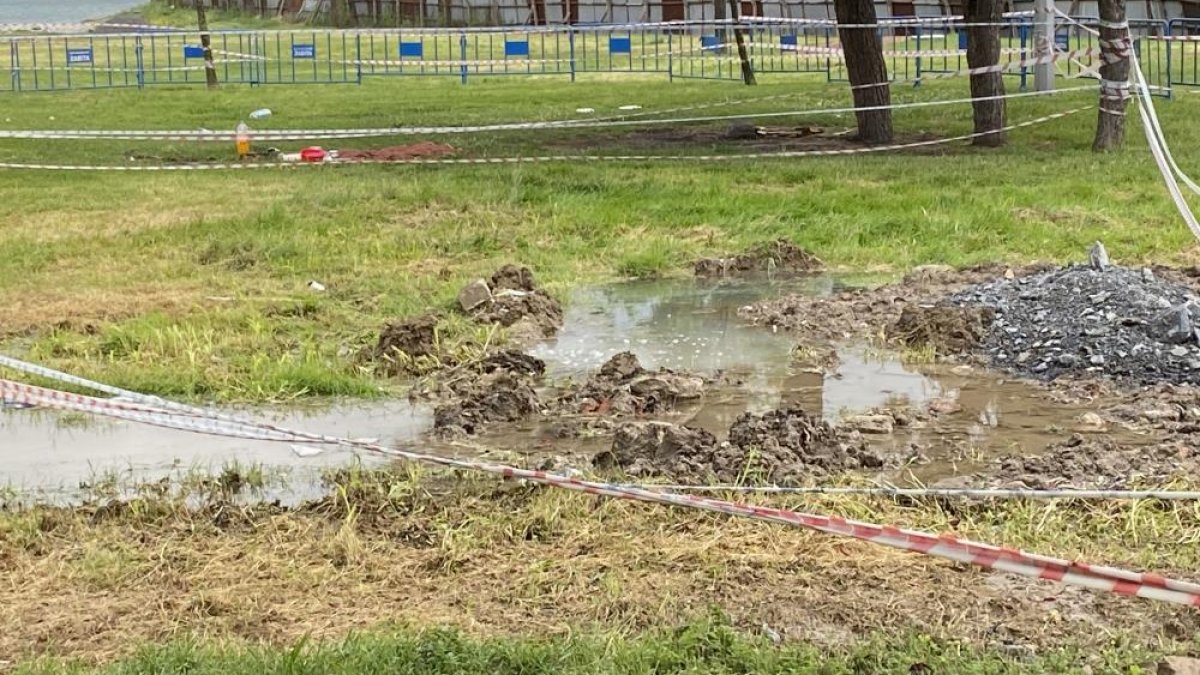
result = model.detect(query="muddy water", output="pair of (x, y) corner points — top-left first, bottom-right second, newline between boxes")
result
(2, 276), (1124, 495)
(0, 402), (430, 494)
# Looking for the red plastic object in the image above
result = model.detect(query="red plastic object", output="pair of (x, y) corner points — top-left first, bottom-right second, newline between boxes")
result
(299, 146), (327, 163)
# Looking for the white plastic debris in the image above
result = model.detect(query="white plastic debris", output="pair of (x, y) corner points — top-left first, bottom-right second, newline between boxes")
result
(290, 445), (325, 458)
(618, 105), (642, 110)
(307, 280), (326, 292)
(249, 108), (272, 120)
(575, 107), (595, 114)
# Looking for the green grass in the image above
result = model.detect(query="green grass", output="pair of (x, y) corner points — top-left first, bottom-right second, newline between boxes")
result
(8, 618), (1162, 675)
(0, 74), (1195, 401)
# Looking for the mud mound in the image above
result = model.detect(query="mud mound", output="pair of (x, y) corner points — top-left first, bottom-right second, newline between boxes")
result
(970, 435), (1200, 489)
(374, 315), (438, 374)
(726, 408), (890, 475)
(888, 304), (996, 355)
(695, 239), (824, 278)
(594, 422), (721, 476)
(490, 264), (537, 292)
(560, 351), (705, 415)
(741, 264), (1037, 345)
(336, 142), (455, 161)
(472, 350), (546, 377)
(950, 251), (1200, 384)
(433, 372), (541, 436)
(459, 266), (563, 341)
(596, 408), (892, 482)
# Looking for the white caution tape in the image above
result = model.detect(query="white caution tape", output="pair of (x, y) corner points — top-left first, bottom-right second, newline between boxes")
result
(0, 85), (1097, 143)
(0, 107), (1090, 171)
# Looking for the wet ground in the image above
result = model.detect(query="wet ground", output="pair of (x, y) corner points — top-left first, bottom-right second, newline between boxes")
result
(2, 274), (1154, 497)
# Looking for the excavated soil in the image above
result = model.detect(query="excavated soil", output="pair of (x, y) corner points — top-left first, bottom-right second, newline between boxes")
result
(694, 240), (825, 278)
(888, 304), (997, 355)
(463, 265), (564, 341)
(557, 351), (705, 416)
(336, 142), (456, 161)
(433, 371), (542, 436)
(595, 407), (902, 483)
(942, 434), (1200, 490)
(373, 314), (439, 375)
(740, 263), (1050, 346)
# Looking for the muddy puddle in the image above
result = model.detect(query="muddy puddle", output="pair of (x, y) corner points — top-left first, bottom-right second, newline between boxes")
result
(1, 276), (1146, 497)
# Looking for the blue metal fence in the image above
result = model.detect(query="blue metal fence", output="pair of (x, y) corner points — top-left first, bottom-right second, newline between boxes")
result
(0, 18), (1192, 93)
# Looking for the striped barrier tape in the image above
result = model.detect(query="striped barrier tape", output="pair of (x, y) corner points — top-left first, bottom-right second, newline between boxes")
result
(2, 361), (1199, 606)
(0, 85), (1097, 143)
(850, 47), (1101, 88)
(623, 483), (1200, 500)
(0, 16), (1038, 36)
(0, 107), (1091, 171)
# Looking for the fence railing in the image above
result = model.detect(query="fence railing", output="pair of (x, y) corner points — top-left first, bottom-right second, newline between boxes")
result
(0, 18), (1185, 94)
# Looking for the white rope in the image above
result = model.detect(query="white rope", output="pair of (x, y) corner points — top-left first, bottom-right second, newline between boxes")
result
(0, 86), (1098, 143)
(631, 484), (1200, 500)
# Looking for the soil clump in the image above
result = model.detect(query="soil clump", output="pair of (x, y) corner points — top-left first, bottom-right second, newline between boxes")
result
(694, 240), (825, 278)
(596, 407), (898, 482)
(557, 351), (706, 416)
(459, 265), (563, 341)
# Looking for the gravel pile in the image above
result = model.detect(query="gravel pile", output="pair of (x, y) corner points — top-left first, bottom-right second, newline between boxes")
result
(949, 245), (1200, 384)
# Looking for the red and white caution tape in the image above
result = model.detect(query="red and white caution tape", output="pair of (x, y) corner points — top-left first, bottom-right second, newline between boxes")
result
(623, 483), (1200, 500)
(0, 106), (1090, 171)
(2, 358), (1199, 606)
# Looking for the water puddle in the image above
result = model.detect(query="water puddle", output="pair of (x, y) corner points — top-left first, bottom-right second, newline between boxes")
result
(1, 275), (1140, 497)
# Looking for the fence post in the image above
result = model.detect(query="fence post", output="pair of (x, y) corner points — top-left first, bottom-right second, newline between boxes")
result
(667, 30), (673, 82)
(1165, 21), (1174, 98)
(9, 39), (17, 93)
(356, 32), (363, 84)
(1018, 23), (1028, 91)
(459, 31), (467, 84)
(914, 25), (922, 88)
(569, 29), (576, 82)
(135, 36), (145, 89)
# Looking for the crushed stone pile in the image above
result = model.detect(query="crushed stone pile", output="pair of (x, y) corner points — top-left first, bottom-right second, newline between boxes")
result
(557, 351), (705, 415)
(595, 407), (898, 482)
(948, 247), (1200, 384)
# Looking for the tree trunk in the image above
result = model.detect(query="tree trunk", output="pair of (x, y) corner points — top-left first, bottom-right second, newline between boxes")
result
(196, 3), (219, 89)
(966, 0), (1006, 146)
(834, 0), (892, 144)
(727, 0), (757, 85)
(1093, 0), (1130, 151)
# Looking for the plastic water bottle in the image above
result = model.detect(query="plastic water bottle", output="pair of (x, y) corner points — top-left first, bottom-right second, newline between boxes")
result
(235, 121), (251, 158)
(249, 108), (272, 120)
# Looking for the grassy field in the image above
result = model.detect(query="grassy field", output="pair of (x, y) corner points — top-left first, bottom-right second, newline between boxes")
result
(3, 70), (1200, 672)
(3, 469), (1197, 672)
(0, 75), (1195, 401)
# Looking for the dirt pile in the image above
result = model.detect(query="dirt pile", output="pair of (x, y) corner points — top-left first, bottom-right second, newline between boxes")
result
(740, 263), (1038, 345)
(694, 240), (824, 278)
(336, 142), (456, 161)
(374, 315), (438, 374)
(950, 252), (1200, 384)
(887, 304), (996, 355)
(558, 351), (705, 415)
(433, 371), (542, 436)
(460, 265), (563, 341)
(961, 435), (1200, 489)
(595, 407), (895, 482)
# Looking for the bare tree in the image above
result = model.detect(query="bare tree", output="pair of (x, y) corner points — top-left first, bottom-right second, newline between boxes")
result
(1093, 0), (1130, 150)
(965, 0), (1006, 146)
(834, 0), (892, 143)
